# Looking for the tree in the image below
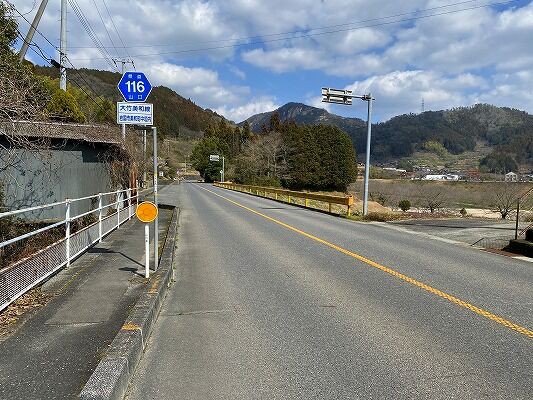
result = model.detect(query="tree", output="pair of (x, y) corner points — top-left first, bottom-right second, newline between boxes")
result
(480, 152), (518, 174)
(46, 89), (86, 123)
(190, 137), (228, 182)
(398, 199), (411, 212)
(489, 182), (523, 219)
(234, 131), (288, 186)
(418, 185), (447, 213)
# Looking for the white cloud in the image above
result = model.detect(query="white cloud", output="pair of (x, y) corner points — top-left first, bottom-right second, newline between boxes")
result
(347, 70), (470, 120)
(215, 97), (280, 122)
(12, 0), (533, 121)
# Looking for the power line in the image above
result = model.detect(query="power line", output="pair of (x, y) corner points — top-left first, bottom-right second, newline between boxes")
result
(15, 29), (116, 122)
(91, 0), (120, 58)
(68, 0), (486, 50)
(7, 2), (117, 122)
(67, 0), (118, 71)
(101, 0), (134, 66)
(68, 0), (520, 61)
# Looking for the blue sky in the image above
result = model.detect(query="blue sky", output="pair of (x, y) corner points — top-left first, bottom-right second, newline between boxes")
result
(11, 0), (533, 122)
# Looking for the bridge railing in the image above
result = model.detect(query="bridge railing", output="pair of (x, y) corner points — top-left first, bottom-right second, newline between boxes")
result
(0, 186), (150, 312)
(214, 182), (354, 215)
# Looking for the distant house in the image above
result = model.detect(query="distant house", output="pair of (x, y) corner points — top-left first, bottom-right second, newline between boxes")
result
(505, 172), (518, 182)
(0, 121), (132, 219)
(422, 174), (459, 181)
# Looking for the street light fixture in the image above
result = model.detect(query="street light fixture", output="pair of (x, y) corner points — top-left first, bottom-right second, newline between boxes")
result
(321, 87), (374, 216)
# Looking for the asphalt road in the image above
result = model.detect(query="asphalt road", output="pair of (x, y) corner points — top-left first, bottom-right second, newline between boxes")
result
(126, 182), (532, 400)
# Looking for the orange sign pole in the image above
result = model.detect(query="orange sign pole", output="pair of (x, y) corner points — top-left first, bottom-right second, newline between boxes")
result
(136, 202), (158, 278)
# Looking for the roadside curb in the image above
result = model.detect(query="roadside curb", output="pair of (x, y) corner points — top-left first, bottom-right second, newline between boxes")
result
(79, 206), (180, 400)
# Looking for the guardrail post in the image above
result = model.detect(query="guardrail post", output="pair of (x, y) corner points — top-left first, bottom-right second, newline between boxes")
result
(347, 205), (352, 216)
(288, 195), (291, 203)
(329, 203), (332, 213)
(98, 193), (103, 243)
(275, 193), (278, 200)
(65, 199), (71, 267)
(305, 198), (309, 207)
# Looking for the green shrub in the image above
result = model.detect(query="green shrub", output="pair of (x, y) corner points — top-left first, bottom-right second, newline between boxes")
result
(362, 212), (404, 222)
(398, 199), (411, 212)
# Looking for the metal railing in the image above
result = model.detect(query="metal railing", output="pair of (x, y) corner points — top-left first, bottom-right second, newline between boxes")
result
(0, 187), (145, 312)
(214, 182), (354, 215)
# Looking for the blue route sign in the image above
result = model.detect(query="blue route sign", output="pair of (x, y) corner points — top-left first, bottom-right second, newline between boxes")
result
(117, 71), (152, 102)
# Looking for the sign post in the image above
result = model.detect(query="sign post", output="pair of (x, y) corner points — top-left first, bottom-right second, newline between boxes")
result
(152, 126), (159, 271)
(209, 154), (224, 182)
(135, 201), (158, 278)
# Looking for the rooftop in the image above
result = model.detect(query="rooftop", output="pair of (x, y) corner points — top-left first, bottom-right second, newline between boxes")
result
(0, 121), (122, 145)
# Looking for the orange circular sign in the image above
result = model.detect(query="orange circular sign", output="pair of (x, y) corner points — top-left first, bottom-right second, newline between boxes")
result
(136, 201), (158, 223)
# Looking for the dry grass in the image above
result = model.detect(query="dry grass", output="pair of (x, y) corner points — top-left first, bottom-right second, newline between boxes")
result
(0, 288), (51, 337)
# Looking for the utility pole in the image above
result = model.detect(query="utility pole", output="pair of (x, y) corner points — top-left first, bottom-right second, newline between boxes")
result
(59, 0), (67, 91)
(114, 58), (135, 142)
(18, 0), (49, 62)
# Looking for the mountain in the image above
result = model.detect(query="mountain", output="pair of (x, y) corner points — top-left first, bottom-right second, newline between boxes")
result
(32, 65), (227, 138)
(243, 102), (366, 135)
(242, 103), (533, 171)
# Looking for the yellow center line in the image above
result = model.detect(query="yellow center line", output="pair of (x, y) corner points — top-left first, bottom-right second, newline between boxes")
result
(194, 184), (533, 339)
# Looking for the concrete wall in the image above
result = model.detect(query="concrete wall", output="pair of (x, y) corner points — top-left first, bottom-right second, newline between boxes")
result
(1, 140), (117, 220)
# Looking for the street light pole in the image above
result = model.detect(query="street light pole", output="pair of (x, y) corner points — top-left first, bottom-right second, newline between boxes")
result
(321, 88), (375, 216)
(363, 93), (373, 216)
(222, 156), (225, 182)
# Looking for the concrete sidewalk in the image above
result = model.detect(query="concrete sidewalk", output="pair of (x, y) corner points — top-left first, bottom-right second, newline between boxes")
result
(0, 183), (179, 400)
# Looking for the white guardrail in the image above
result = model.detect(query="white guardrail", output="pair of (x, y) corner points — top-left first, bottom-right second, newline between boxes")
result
(0, 187), (146, 312)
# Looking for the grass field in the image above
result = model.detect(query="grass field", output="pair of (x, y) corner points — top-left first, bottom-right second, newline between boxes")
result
(350, 180), (533, 216)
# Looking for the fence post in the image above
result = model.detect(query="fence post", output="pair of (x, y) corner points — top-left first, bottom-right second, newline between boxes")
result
(127, 188), (132, 220)
(98, 193), (103, 243)
(117, 191), (121, 229)
(515, 199), (520, 240)
(65, 199), (71, 267)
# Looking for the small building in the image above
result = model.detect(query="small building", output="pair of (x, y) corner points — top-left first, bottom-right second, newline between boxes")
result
(422, 174), (459, 181)
(505, 172), (518, 182)
(0, 121), (132, 219)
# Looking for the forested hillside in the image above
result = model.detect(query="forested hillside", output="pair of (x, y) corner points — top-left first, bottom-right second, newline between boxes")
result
(243, 103), (533, 172)
(32, 65), (227, 138)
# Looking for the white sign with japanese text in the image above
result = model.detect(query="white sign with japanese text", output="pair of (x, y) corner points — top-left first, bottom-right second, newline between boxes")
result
(116, 102), (154, 125)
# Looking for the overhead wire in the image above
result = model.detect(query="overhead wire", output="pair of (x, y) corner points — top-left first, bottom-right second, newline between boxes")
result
(66, 0), (520, 61)
(67, 0), (118, 71)
(101, 0), (134, 67)
(91, 0), (120, 59)
(68, 0), (486, 50)
(14, 28), (117, 122)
